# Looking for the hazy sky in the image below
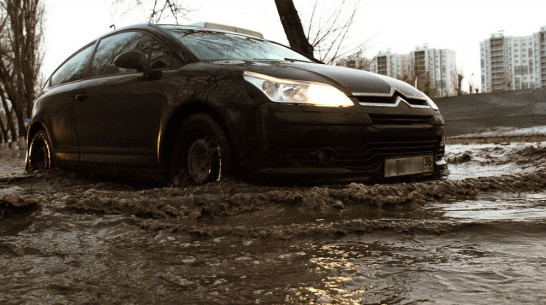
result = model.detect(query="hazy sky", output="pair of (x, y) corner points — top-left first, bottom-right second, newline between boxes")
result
(42, 0), (546, 90)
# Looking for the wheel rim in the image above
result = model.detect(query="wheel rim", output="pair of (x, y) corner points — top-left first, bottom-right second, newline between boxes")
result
(34, 145), (48, 170)
(29, 136), (50, 171)
(187, 137), (218, 184)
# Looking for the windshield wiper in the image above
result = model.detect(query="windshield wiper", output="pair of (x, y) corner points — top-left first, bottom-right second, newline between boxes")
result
(284, 58), (312, 63)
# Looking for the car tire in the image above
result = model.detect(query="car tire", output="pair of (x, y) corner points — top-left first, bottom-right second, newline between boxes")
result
(171, 114), (234, 186)
(26, 129), (54, 172)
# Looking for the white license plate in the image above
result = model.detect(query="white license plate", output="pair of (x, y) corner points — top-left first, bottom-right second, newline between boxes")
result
(384, 155), (434, 178)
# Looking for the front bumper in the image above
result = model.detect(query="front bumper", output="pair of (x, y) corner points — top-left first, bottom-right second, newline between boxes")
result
(230, 102), (448, 182)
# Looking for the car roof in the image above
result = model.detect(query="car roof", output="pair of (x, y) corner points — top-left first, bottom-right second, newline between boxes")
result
(188, 22), (264, 39)
(110, 23), (264, 40)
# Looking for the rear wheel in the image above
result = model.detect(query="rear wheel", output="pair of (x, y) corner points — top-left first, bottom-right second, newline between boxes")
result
(171, 114), (234, 186)
(26, 130), (54, 172)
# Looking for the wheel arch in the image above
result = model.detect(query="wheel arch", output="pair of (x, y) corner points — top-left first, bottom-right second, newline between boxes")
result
(26, 123), (55, 171)
(26, 122), (49, 148)
(158, 101), (237, 173)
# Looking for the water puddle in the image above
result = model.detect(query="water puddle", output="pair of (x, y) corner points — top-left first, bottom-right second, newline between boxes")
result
(431, 192), (546, 222)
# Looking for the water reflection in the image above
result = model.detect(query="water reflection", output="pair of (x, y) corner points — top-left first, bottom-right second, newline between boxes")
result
(431, 192), (546, 221)
(1, 149), (545, 304)
(286, 191), (545, 303)
(287, 223), (545, 304)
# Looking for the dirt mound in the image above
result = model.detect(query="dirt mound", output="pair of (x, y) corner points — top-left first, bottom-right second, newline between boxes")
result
(15, 170), (540, 222)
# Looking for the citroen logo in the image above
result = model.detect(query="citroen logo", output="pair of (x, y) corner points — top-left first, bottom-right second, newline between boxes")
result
(395, 96), (411, 107)
(356, 93), (431, 109)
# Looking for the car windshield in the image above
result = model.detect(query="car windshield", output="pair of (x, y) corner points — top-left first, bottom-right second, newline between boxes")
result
(160, 25), (314, 62)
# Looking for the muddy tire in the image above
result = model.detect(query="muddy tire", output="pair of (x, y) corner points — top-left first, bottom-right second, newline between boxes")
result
(26, 130), (54, 172)
(171, 114), (234, 186)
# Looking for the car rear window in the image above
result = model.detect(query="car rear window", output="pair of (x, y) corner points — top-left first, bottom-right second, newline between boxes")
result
(161, 26), (313, 62)
(50, 43), (95, 87)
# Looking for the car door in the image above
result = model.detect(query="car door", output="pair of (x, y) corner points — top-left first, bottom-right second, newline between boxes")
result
(73, 31), (176, 167)
(38, 43), (95, 163)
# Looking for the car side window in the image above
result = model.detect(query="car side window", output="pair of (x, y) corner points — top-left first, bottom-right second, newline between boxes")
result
(49, 43), (95, 87)
(90, 31), (153, 77)
(150, 39), (182, 70)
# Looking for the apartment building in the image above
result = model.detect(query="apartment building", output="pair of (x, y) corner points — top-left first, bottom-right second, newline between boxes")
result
(480, 26), (546, 92)
(336, 56), (370, 70)
(369, 46), (458, 97)
(537, 27), (546, 88)
(368, 50), (412, 81)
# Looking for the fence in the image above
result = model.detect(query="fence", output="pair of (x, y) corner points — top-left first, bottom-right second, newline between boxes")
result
(434, 88), (546, 136)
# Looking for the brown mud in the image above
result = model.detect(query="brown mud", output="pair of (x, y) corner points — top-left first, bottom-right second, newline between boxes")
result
(0, 137), (545, 304)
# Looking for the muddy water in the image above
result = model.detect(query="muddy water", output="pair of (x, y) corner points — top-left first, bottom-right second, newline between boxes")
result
(1, 141), (545, 304)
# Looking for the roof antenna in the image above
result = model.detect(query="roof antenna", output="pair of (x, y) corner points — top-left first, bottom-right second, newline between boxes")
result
(110, 24), (116, 30)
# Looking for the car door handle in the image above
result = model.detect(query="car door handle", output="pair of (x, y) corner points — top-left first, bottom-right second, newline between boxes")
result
(75, 93), (89, 101)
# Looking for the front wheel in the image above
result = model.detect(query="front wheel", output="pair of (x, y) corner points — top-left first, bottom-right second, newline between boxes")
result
(26, 130), (54, 172)
(171, 114), (234, 186)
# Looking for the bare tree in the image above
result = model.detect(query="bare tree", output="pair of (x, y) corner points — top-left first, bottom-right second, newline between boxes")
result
(0, 96), (8, 144)
(0, 87), (17, 144)
(0, 120), (5, 144)
(299, 0), (363, 64)
(335, 50), (370, 70)
(116, 0), (363, 64)
(0, 0), (44, 146)
(457, 74), (463, 96)
(413, 70), (437, 98)
(0, 3), (10, 144)
(274, 0), (314, 57)
(114, 0), (192, 24)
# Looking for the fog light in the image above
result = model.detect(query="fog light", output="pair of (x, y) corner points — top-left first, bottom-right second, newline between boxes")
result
(316, 148), (336, 165)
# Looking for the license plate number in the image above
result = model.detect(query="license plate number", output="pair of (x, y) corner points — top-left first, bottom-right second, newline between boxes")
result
(384, 155), (434, 178)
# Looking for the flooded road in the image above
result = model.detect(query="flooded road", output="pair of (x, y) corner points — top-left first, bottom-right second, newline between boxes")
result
(1, 139), (545, 304)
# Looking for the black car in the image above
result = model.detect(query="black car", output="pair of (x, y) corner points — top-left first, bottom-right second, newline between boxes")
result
(26, 23), (447, 185)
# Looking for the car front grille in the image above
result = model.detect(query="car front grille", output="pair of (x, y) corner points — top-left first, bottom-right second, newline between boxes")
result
(435, 142), (445, 162)
(286, 139), (438, 168)
(356, 95), (429, 107)
(368, 114), (433, 125)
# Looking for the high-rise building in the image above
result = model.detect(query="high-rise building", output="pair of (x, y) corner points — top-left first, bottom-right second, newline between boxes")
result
(335, 52), (370, 70)
(480, 26), (546, 92)
(537, 27), (546, 88)
(411, 46), (458, 97)
(368, 50), (412, 81)
(369, 46), (457, 97)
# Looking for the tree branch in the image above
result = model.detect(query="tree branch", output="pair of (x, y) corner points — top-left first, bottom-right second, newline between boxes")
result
(274, 0), (314, 57)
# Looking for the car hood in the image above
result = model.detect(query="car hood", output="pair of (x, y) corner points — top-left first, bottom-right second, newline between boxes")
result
(209, 60), (428, 100)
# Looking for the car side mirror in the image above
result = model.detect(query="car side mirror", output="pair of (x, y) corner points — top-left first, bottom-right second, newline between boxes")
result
(114, 50), (149, 80)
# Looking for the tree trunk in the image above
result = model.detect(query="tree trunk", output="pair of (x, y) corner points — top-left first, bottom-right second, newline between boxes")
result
(0, 116), (7, 144)
(274, 0), (314, 57)
(0, 87), (18, 142)
(457, 74), (463, 96)
(0, 77), (26, 139)
(0, 0), (44, 140)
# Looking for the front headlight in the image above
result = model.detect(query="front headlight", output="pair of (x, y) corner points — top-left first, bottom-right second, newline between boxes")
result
(244, 71), (353, 107)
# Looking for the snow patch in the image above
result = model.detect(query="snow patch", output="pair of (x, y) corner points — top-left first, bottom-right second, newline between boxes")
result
(454, 125), (546, 138)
